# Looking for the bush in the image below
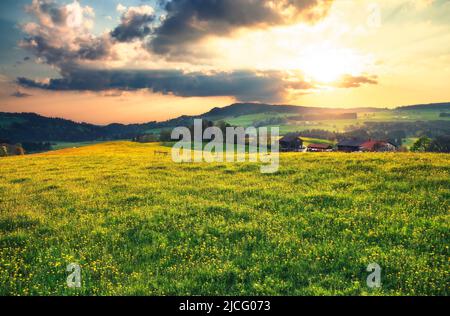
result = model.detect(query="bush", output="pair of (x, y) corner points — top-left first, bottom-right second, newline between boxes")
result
(411, 137), (432, 152)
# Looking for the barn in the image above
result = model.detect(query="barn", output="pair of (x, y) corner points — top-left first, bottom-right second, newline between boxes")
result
(337, 139), (398, 152)
(279, 135), (304, 152)
(337, 139), (364, 152)
(360, 140), (397, 152)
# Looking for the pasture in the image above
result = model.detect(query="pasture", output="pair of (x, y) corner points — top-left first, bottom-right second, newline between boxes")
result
(0, 142), (448, 295)
(221, 109), (450, 133)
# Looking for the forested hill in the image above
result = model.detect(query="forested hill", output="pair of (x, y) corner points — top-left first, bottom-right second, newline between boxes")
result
(0, 112), (156, 143)
(396, 102), (450, 111)
(0, 104), (371, 143)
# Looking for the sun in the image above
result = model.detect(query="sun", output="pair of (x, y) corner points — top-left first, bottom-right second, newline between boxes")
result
(298, 45), (365, 84)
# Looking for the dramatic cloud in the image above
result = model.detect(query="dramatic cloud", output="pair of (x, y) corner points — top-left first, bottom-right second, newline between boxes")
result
(111, 5), (155, 42)
(17, 0), (377, 102)
(20, 0), (112, 67)
(17, 68), (313, 102)
(149, 0), (334, 56)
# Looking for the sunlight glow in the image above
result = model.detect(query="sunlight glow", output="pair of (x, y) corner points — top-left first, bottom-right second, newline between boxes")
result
(298, 45), (365, 83)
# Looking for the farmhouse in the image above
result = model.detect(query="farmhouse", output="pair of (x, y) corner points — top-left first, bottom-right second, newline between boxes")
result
(307, 143), (333, 152)
(337, 139), (365, 152)
(337, 139), (397, 152)
(279, 134), (303, 152)
(360, 140), (397, 152)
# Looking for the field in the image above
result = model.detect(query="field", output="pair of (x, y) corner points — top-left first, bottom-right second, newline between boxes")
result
(220, 109), (450, 133)
(0, 142), (448, 295)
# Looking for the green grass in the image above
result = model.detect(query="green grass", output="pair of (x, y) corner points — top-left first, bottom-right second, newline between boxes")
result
(223, 113), (292, 126)
(0, 142), (448, 296)
(221, 109), (450, 133)
(301, 137), (335, 146)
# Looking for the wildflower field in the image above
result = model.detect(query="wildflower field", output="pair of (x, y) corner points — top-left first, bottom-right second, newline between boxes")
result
(0, 142), (448, 295)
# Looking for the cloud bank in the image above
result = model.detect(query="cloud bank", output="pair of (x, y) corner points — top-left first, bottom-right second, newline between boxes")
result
(18, 68), (313, 102)
(17, 0), (377, 102)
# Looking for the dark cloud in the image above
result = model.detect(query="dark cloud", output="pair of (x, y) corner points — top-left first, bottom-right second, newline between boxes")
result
(20, 34), (112, 67)
(17, 67), (313, 102)
(111, 6), (155, 42)
(17, 68), (377, 101)
(150, 0), (334, 56)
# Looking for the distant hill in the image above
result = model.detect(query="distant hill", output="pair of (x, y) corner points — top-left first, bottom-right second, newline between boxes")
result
(396, 102), (450, 111)
(202, 103), (301, 118)
(0, 112), (156, 143)
(1, 101), (448, 143)
(201, 103), (385, 119)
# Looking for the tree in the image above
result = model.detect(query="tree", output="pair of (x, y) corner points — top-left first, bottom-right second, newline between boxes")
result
(428, 135), (450, 153)
(159, 129), (173, 142)
(215, 120), (231, 134)
(134, 134), (158, 143)
(411, 137), (432, 152)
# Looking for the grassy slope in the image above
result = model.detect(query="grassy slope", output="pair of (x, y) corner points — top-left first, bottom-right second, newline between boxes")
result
(301, 137), (335, 146)
(0, 142), (448, 295)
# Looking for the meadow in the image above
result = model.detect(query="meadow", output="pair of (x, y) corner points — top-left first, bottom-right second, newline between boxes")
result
(0, 142), (448, 295)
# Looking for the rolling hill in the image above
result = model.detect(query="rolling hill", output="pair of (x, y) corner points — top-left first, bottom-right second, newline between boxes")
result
(202, 103), (386, 119)
(1, 102), (449, 144)
(396, 102), (450, 111)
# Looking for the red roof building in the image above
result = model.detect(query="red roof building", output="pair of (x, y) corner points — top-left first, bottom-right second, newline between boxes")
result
(360, 140), (397, 152)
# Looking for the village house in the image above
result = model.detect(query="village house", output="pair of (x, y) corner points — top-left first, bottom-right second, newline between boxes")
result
(360, 140), (397, 152)
(307, 143), (334, 152)
(279, 134), (304, 152)
(337, 139), (397, 152)
(337, 139), (364, 152)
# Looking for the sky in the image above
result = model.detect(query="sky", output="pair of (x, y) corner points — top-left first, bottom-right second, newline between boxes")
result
(0, 0), (449, 124)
